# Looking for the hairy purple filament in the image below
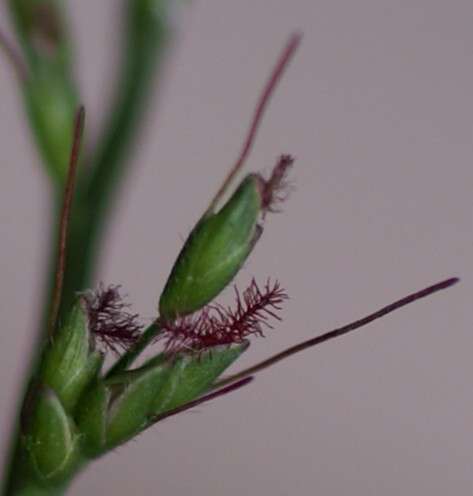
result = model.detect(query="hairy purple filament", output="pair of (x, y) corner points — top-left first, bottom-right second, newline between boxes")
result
(84, 284), (143, 354)
(160, 279), (288, 353)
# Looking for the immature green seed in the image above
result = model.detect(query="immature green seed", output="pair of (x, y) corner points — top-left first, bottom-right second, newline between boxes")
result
(159, 174), (263, 319)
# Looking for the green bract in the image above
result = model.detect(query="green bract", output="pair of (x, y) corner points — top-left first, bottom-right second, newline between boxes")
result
(77, 343), (247, 456)
(24, 387), (80, 483)
(104, 360), (170, 449)
(78, 363), (170, 456)
(40, 299), (103, 413)
(151, 343), (249, 414)
(159, 175), (263, 319)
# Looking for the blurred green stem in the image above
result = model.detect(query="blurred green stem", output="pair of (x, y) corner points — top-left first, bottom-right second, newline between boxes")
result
(3, 1), (172, 494)
(57, 0), (171, 320)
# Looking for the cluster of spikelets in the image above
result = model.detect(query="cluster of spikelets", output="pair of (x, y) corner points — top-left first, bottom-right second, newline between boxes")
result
(17, 33), (303, 492)
(10, 21), (459, 495)
(22, 125), (296, 492)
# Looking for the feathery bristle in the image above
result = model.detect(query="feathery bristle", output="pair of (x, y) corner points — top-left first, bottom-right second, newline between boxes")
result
(160, 279), (288, 353)
(259, 154), (294, 215)
(84, 284), (143, 354)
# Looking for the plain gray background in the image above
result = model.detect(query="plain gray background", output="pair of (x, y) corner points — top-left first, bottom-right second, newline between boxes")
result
(1, 1), (472, 495)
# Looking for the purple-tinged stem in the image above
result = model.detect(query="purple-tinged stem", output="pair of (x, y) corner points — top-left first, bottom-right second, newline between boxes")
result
(48, 107), (85, 339)
(214, 277), (459, 388)
(205, 33), (302, 215)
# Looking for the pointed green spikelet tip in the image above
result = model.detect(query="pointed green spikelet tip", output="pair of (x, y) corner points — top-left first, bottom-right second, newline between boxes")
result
(159, 154), (293, 319)
(40, 298), (103, 413)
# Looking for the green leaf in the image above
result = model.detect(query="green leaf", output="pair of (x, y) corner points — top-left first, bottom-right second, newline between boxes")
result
(8, 0), (80, 184)
(24, 69), (79, 183)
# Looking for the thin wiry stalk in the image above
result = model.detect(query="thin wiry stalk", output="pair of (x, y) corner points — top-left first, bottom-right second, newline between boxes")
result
(48, 107), (85, 339)
(214, 277), (459, 389)
(205, 33), (302, 215)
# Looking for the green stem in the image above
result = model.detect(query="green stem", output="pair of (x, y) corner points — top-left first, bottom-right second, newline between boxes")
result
(57, 0), (171, 320)
(107, 320), (163, 377)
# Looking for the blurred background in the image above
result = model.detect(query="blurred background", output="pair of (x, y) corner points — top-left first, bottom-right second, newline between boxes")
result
(0, 0), (472, 494)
